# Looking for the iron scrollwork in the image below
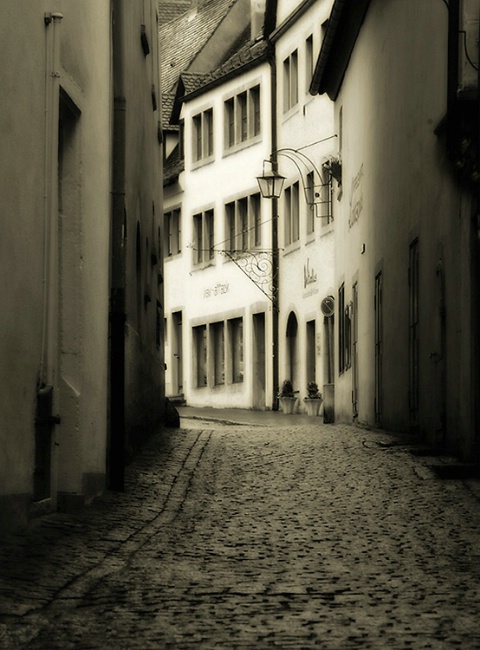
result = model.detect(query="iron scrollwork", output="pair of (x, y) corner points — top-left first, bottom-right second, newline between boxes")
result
(221, 250), (278, 305)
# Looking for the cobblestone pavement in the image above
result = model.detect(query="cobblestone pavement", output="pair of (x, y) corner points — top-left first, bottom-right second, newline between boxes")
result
(1, 416), (480, 649)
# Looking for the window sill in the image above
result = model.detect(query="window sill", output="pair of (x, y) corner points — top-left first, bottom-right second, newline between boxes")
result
(191, 155), (215, 171)
(282, 241), (301, 257)
(281, 104), (300, 123)
(223, 135), (262, 157)
(191, 259), (216, 272)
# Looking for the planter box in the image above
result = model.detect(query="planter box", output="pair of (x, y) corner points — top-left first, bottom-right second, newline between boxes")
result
(279, 396), (296, 414)
(304, 398), (322, 416)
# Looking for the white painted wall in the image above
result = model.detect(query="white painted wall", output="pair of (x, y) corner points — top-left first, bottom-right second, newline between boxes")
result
(331, 0), (477, 460)
(164, 61), (275, 409)
(275, 0), (335, 409)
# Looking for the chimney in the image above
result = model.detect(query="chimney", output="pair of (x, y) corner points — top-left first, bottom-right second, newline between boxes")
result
(251, 0), (266, 39)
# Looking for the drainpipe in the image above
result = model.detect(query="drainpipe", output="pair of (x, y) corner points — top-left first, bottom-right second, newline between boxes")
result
(268, 42), (280, 410)
(110, 0), (127, 490)
(40, 12), (63, 391)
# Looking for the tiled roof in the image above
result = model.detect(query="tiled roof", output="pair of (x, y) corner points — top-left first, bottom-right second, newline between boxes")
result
(161, 92), (177, 130)
(158, 1), (190, 26)
(159, 0), (239, 96)
(181, 38), (270, 101)
(163, 146), (184, 186)
(158, 1), (191, 26)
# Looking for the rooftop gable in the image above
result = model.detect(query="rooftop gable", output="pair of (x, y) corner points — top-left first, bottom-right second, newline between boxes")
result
(309, 0), (370, 100)
(160, 0), (249, 96)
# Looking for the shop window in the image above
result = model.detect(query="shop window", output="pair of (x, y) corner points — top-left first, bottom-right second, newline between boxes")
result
(212, 321), (225, 385)
(193, 324), (207, 387)
(228, 317), (243, 383)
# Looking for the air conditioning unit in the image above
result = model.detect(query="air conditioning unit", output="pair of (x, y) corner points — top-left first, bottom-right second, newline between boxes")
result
(458, 0), (479, 96)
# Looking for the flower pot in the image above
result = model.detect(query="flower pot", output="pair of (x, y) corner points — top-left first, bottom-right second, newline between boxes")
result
(279, 396), (296, 414)
(304, 397), (322, 416)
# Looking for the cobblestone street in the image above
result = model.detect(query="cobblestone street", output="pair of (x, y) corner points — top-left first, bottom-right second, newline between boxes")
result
(1, 411), (480, 649)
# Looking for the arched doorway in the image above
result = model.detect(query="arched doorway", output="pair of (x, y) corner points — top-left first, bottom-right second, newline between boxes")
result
(286, 311), (298, 388)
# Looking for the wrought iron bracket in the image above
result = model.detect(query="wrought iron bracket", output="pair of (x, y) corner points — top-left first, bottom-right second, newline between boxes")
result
(219, 249), (279, 307)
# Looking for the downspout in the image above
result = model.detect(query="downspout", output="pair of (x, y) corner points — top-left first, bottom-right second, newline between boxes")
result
(446, 0), (460, 157)
(268, 42), (280, 410)
(40, 12), (63, 391)
(110, 0), (127, 490)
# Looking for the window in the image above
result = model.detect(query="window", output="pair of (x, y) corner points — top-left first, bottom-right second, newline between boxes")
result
(284, 182), (300, 246)
(283, 50), (298, 112)
(225, 192), (262, 252)
(338, 283), (345, 373)
(305, 35), (314, 88)
(252, 193), (261, 247)
(306, 171), (315, 235)
(178, 119), (184, 161)
(212, 321), (225, 385)
(352, 282), (359, 416)
(250, 85), (261, 137)
(306, 320), (316, 384)
(228, 317), (243, 383)
(321, 163), (333, 223)
(192, 108), (214, 162)
(193, 213), (203, 264)
(165, 207), (181, 256)
(374, 272), (383, 424)
(193, 324), (207, 387)
(193, 209), (215, 265)
(224, 85), (261, 149)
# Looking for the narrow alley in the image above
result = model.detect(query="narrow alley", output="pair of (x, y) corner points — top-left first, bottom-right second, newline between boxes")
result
(1, 411), (480, 649)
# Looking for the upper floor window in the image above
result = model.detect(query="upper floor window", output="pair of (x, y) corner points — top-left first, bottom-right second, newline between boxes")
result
(305, 35), (314, 89)
(225, 192), (262, 252)
(284, 181), (300, 245)
(178, 119), (185, 161)
(306, 171), (315, 235)
(224, 85), (261, 150)
(165, 207), (181, 256)
(283, 50), (298, 112)
(193, 209), (214, 266)
(192, 108), (213, 162)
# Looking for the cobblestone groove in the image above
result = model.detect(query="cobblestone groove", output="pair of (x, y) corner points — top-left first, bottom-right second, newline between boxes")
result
(1, 422), (480, 649)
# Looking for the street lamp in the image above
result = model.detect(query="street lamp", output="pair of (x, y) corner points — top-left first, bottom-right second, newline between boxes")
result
(256, 147), (340, 215)
(256, 164), (286, 200)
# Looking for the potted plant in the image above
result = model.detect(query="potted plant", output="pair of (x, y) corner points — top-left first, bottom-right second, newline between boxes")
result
(304, 382), (323, 416)
(278, 379), (296, 414)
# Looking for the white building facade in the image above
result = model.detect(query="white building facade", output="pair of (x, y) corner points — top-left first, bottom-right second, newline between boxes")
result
(164, 45), (276, 410)
(272, 0), (335, 410)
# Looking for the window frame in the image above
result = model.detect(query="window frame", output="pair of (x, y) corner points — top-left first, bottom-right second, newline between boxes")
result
(223, 84), (262, 151)
(284, 181), (300, 246)
(192, 107), (214, 164)
(224, 191), (262, 253)
(192, 208), (215, 267)
(283, 49), (299, 113)
(165, 207), (181, 257)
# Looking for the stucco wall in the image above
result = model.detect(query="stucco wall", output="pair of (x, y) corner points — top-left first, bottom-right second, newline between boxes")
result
(0, 1), (111, 530)
(121, 0), (165, 446)
(333, 0), (476, 459)
(275, 0), (335, 406)
(164, 62), (274, 409)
